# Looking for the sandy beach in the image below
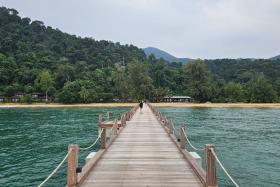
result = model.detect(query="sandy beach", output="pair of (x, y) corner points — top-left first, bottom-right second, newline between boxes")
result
(1, 102), (280, 108)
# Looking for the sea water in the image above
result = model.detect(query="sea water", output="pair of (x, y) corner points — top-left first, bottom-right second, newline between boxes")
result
(0, 107), (279, 186)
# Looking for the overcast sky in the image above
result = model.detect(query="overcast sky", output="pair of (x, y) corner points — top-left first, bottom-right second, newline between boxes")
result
(1, 0), (280, 59)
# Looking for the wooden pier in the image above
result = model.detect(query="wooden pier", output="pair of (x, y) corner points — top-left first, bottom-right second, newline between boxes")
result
(66, 104), (218, 187)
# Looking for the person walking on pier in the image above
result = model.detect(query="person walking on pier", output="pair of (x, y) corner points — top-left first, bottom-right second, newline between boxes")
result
(139, 101), (143, 114)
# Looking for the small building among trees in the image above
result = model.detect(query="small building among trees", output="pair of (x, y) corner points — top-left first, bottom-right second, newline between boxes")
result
(11, 96), (21, 102)
(162, 96), (193, 102)
(15, 92), (24, 98)
(0, 96), (5, 102)
(31, 92), (43, 99)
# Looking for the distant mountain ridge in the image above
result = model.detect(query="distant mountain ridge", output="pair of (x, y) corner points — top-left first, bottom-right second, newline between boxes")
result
(271, 55), (280, 60)
(143, 47), (192, 63)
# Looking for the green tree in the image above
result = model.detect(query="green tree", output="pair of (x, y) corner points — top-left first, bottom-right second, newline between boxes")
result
(209, 77), (225, 102)
(112, 65), (129, 99)
(184, 60), (211, 102)
(274, 78), (280, 98)
(0, 53), (16, 85)
(2, 6), (280, 103)
(153, 87), (170, 102)
(224, 82), (244, 102)
(55, 63), (75, 88)
(247, 75), (277, 103)
(24, 84), (34, 94)
(79, 86), (90, 103)
(22, 94), (33, 104)
(57, 81), (80, 103)
(37, 69), (54, 102)
(58, 80), (96, 103)
(4, 85), (17, 97)
(127, 62), (154, 100)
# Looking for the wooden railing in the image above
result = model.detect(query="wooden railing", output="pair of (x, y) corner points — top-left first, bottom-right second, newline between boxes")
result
(147, 103), (218, 187)
(66, 105), (139, 187)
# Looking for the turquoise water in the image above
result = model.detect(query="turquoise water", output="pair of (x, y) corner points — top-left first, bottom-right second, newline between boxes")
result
(0, 107), (129, 187)
(159, 107), (280, 187)
(0, 107), (279, 186)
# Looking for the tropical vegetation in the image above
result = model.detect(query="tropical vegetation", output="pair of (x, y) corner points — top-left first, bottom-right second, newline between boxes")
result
(1, 7), (280, 103)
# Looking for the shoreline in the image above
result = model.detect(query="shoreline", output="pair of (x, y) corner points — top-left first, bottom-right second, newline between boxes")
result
(1, 102), (280, 108)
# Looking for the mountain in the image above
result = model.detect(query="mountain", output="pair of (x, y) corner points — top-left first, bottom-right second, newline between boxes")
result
(143, 47), (192, 63)
(271, 55), (280, 60)
(0, 7), (146, 99)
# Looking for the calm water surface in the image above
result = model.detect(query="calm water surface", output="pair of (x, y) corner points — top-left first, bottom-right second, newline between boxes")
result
(159, 107), (280, 187)
(0, 107), (279, 186)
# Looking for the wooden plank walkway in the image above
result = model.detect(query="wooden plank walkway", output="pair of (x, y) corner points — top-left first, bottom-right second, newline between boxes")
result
(80, 104), (203, 187)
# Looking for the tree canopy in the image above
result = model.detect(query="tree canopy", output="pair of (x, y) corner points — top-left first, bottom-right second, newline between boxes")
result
(0, 6), (280, 103)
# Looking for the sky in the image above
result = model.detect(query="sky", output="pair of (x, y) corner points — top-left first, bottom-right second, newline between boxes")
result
(1, 0), (280, 59)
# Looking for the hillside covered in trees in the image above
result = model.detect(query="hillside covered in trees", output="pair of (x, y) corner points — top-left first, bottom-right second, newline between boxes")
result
(1, 7), (280, 103)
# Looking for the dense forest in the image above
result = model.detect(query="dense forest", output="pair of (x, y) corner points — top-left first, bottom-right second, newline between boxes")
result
(1, 7), (280, 103)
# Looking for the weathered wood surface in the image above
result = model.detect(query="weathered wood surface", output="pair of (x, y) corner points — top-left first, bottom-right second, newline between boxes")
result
(80, 104), (203, 187)
(100, 120), (122, 128)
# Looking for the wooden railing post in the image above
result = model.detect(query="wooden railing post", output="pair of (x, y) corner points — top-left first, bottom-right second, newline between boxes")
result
(100, 127), (106, 149)
(179, 127), (186, 149)
(113, 119), (118, 135)
(205, 144), (217, 187)
(67, 144), (79, 187)
(164, 114), (167, 126)
(159, 113), (163, 122)
(121, 114), (125, 126)
(126, 112), (129, 121)
(106, 112), (110, 121)
(98, 114), (102, 127)
(169, 114), (173, 134)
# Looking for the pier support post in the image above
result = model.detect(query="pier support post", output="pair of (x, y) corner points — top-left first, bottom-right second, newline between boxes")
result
(101, 127), (106, 149)
(169, 114), (173, 134)
(205, 144), (217, 187)
(179, 127), (186, 149)
(67, 144), (79, 187)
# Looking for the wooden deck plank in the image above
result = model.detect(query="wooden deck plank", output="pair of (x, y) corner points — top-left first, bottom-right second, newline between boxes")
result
(80, 104), (203, 187)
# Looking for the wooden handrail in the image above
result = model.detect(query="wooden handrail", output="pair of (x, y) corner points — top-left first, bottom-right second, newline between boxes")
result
(146, 103), (207, 186)
(67, 105), (139, 186)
